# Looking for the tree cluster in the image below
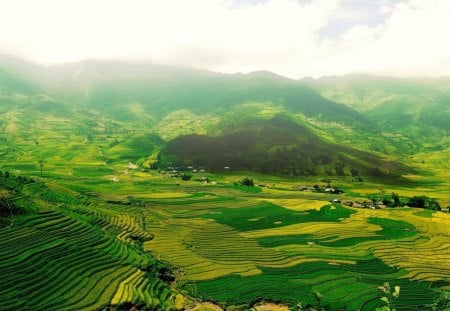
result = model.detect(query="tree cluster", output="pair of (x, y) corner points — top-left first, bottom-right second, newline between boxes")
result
(381, 193), (441, 210)
(239, 177), (254, 187)
(180, 173), (192, 181)
(0, 170), (34, 190)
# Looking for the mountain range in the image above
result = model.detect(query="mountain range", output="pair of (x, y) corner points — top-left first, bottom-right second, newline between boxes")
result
(0, 55), (448, 179)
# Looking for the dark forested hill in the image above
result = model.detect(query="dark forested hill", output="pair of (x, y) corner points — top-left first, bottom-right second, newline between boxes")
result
(157, 114), (412, 177)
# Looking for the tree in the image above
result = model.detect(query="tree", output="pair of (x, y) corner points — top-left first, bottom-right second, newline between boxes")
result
(376, 282), (400, 311)
(240, 177), (254, 187)
(157, 266), (176, 283)
(371, 197), (377, 207)
(314, 291), (323, 311)
(38, 159), (44, 176)
(432, 289), (450, 311)
(391, 193), (400, 207)
(428, 199), (441, 211)
(407, 196), (426, 208)
(180, 173), (192, 181)
(321, 177), (331, 188)
(407, 196), (441, 210)
(350, 168), (359, 177)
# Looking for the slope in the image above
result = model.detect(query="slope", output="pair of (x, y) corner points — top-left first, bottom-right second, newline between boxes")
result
(0, 56), (369, 128)
(304, 75), (450, 152)
(157, 114), (411, 178)
(0, 57), (418, 178)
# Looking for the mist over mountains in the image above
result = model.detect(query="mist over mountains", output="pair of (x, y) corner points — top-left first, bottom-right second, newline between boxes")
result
(0, 55), (448, 178)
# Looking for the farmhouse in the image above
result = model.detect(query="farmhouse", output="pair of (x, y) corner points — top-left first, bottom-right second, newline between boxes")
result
(292, 185), (308, 191)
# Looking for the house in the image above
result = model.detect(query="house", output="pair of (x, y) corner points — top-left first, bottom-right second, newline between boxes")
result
(293, 185), (308, 191)
(377, 203), (387, 209)
(198, 177), (209, 183)
(353, 202), (364, 208)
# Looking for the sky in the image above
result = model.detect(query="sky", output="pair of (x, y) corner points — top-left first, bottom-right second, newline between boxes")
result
(0, 0), (449, 79)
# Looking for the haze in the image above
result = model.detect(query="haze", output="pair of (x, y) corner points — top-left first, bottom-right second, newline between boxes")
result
(1, 0), (449, 78)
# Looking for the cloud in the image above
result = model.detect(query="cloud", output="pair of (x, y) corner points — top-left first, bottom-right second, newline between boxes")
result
(325, 0), (450, 77)
(0, 0), (449, 78)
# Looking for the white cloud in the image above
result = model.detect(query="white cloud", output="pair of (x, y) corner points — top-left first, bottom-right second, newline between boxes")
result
(380, 5), (393, 15)
(329, 0), (450, 77)
(0, 0), (449, 78)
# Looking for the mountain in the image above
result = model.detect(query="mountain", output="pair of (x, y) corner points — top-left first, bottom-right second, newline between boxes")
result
(0, 56), (368, 126)
(158, 113), (411, 177)
(0, 56), (422, 178)
(303, 75), (450, 152)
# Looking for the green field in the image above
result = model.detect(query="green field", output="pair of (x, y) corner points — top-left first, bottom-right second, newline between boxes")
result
(1, 166), (449, 310)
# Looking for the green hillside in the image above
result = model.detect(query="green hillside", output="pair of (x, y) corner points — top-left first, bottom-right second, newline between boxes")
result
(2, 57), (447, 179)
(0, 56), (403, 178)
(0, 57), (368, 125)
(304, 75), (450, 152)
(158, 114), (411, 178)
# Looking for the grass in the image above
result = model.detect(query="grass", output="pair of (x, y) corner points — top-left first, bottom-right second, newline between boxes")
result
(413, 209), (435, 218)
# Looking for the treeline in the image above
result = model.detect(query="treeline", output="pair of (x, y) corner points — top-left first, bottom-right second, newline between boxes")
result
(0, 170), (35, 190)
(381, 193), (442, 211)
(0, 170), (35, 220)
(0, 197), (26, 219)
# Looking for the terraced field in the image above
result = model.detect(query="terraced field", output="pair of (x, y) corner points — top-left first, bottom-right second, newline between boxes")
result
(0, 178), (182, 311)
(137, 183), (450, 310)
(1, 170), (449, 310)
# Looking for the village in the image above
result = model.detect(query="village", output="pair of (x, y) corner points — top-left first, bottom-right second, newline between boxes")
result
(149, 164), (448, 213)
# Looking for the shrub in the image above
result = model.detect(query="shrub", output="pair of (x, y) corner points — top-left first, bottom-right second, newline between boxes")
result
(181, 173), (192, 181)
(240, 177), (254, 187)
(432, 290), (450, 311)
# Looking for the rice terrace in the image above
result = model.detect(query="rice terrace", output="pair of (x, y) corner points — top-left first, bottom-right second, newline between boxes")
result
(1, 0), (450, 310)
(1, 156), (449, 310)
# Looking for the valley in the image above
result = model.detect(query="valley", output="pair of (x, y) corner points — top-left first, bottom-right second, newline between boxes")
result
(1, 166), (449, 310)
(0, 57), (449, 310)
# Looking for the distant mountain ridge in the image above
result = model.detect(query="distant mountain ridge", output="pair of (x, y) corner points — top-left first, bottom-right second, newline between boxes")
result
(303, 74), (450, 151)
(0, 55), (368, 126)
(1, 55), (444, 178)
